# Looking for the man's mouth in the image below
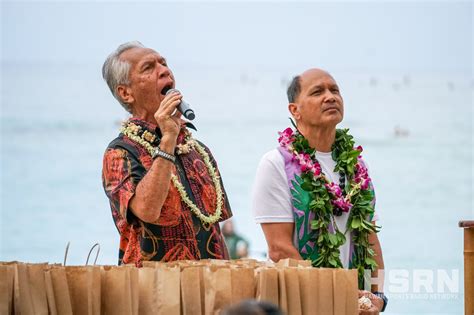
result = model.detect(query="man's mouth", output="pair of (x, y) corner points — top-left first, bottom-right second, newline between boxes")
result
(161, 83), (174, 95)
(323, 105), (339, 112)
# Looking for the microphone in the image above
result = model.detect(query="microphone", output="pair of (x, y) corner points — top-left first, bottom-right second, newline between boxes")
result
(164, 88), (196, 120)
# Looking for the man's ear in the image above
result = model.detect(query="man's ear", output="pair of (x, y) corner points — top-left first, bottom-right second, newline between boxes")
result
(288, 102), (301, 120)
(117, 85), (134, 105)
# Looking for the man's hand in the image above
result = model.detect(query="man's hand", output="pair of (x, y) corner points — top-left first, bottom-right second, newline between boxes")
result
(260, 222), (302, 262)
(359, 305), (379, 315)
(154, 91), (182, 143)
(128, 92), (183, 224)
(358, 290), (383, 315)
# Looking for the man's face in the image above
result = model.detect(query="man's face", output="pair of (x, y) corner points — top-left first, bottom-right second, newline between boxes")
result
(290, 69), (344, 129)
(119, 47), (175, 114)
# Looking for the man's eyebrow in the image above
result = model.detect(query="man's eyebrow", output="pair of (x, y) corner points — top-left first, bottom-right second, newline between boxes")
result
(137, 56), (167, 71)
(139, 58), (154, 67)
(308, 84), (323, 91)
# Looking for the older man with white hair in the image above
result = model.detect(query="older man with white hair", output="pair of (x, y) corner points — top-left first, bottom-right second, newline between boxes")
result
(101, 41), (232, 265)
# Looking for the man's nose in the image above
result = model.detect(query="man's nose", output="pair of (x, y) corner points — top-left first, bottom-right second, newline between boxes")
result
(157, 65), (171, 79)
(324, 90), (336, 102)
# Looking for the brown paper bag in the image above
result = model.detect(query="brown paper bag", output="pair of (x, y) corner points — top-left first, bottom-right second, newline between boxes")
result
(277, 268), (288, 313)
(44, 267), (73, 315)
(256, 267), (279, 306)
(345, 269), (358, 314)
(204, 265), (232, 315)
(298, 267), (318, 315)
(101, 266), (138, 315)
(157, 266), (181, 315)
(138, 267), (159, 315)
(230, 266), (255, 304)
(138, 265), (181, 315)
(201, 259), (230, 267)
(65, 266), (101, 315)
(130, 267), (139, 315)
(333, 268), (358, 315)
(276, 258), (312, 268)
(232, 258), (258, 267)
(284, 267), (302, 315)
(0, 264), (15, 314)
(177, 260), (208, 270)
(141, 261), (166, 268)
(181, 266), (204, 315)
(316, 268), (334, 315)
(14, 262), (49, 315)
(159, 266), (181, 315)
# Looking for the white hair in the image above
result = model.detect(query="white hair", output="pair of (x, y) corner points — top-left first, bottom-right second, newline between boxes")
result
(102, 41), (145, 113)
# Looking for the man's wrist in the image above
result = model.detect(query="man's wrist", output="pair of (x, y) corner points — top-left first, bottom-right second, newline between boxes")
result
(152, 147), (176, 163)
(159, 135), (177, 153)
(372, 291), (388, 312)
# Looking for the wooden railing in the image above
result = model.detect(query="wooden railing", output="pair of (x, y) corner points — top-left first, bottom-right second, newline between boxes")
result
(459, 220), (474, 315)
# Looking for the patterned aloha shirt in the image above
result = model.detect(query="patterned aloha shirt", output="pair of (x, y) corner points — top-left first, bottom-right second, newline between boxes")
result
(102, 118), (232, 265)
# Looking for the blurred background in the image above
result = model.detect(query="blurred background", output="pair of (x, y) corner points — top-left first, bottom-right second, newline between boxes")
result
(1, 1), (472, 314)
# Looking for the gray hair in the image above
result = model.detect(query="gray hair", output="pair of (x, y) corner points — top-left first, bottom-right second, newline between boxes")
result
(102, 41), (145, 113)
(287, 75), (301, 103)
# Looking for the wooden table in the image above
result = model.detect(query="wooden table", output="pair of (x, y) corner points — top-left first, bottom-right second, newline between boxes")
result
(459, 220), (474, 315)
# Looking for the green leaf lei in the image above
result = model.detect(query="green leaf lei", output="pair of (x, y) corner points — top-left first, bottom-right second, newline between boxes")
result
(279, 126), (380, 288)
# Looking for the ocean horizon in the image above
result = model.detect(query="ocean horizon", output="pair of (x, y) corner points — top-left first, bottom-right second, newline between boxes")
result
(1, 60), (472, 314)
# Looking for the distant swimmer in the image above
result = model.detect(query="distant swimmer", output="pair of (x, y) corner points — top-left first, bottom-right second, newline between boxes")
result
(394, 125), (410, 137)
(447, 81), (455, 91)
(369, 77), (378, 87)
(402, 75), (411, 87)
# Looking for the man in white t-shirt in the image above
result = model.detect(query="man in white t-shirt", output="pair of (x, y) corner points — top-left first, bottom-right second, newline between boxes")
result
(251, 68), (387, 314)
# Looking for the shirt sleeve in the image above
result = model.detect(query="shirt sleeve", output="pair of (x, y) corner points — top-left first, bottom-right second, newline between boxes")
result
(102, 147), (141, 225)
(251, 150), (294, 224)
(361, 158), (380, 222)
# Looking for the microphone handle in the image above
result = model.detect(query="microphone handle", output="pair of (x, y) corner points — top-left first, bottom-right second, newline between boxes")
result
(178, 100), (195, 120)
(166, 88), (195, 120)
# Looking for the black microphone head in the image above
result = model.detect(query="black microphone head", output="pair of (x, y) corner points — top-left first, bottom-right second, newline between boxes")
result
(164, 87), (178, 95)
(185, 111), (195, 120)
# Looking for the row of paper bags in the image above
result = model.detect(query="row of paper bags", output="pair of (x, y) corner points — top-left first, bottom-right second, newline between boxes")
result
(0, 259), (358, 315)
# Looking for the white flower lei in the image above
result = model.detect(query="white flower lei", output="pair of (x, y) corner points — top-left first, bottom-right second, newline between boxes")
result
(176, 137), (195, 155)
(121, 121), (224, 226)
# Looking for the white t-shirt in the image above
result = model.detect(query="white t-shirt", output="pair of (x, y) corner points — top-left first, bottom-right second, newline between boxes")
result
(251, 148), (378, 268)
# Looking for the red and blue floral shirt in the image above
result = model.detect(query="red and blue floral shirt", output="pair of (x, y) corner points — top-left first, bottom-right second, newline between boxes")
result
(102, 118), (232, 265)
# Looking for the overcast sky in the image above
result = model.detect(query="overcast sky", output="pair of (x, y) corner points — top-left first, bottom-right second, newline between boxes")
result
(2, 1), (472, 74)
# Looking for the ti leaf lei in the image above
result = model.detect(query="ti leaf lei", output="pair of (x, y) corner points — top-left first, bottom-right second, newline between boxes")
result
(278, 126), (380, 288)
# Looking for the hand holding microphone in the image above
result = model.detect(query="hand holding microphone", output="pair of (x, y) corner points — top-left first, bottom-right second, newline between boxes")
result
(163, 87), (195, 120)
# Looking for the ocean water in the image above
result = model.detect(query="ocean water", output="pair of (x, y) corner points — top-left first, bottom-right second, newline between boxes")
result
(1, 61), (472, 314)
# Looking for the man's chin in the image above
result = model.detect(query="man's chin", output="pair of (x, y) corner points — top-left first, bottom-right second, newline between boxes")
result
(323, 108), (342, 116)
(323, 113), (343, 126)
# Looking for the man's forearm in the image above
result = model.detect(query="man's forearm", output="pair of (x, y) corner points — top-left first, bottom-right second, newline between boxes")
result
(129, 136), (177, 223)
(369, 232), (385, 292)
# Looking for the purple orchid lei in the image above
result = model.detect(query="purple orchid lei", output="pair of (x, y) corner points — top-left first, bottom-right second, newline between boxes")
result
(279, 126), (379, 286)
(278, 127), (372, 215)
